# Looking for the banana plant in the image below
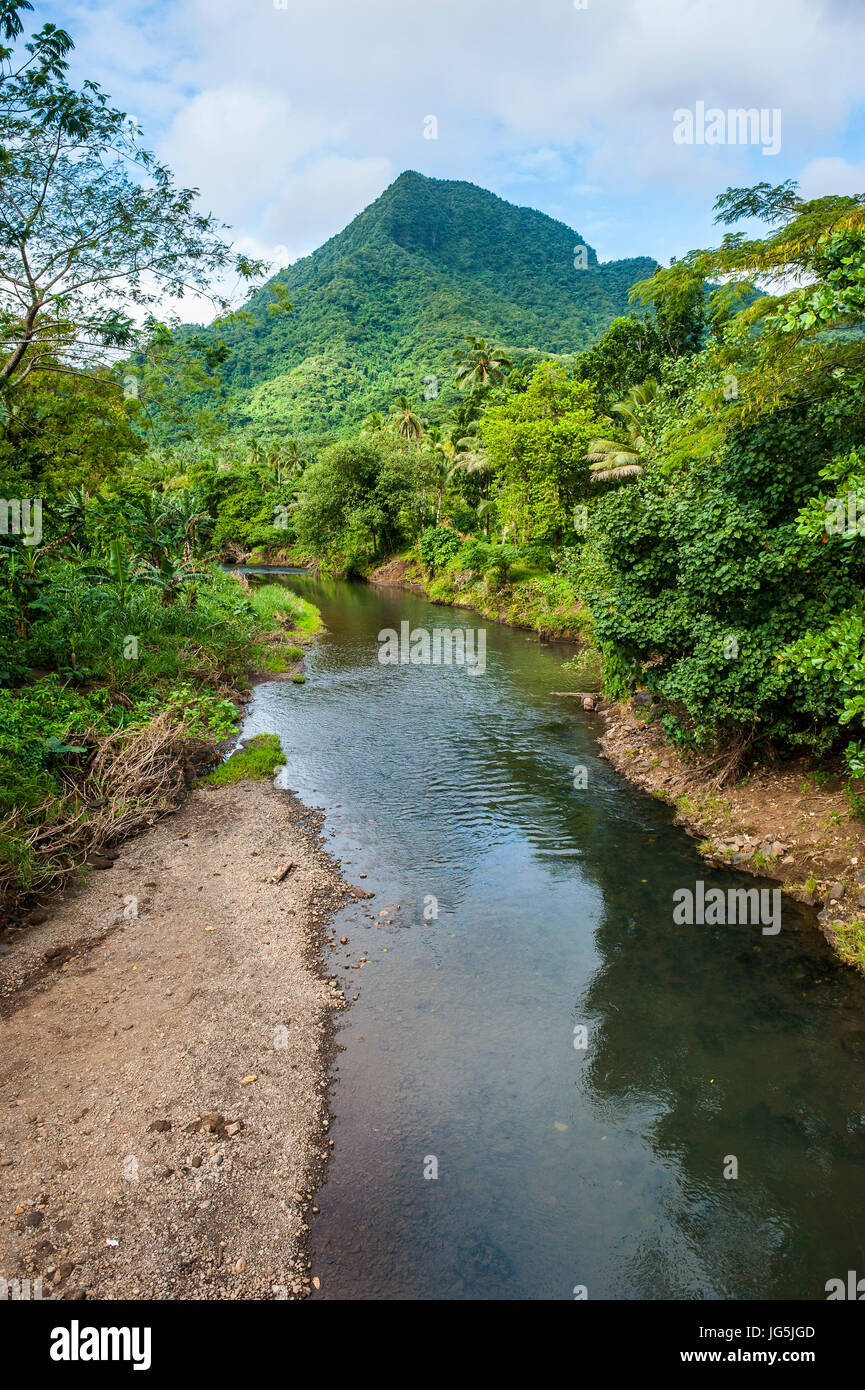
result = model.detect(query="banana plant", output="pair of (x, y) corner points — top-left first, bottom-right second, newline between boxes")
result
(0, 539), (48, 635)
(57, 484), (103, 552)
(476, 498), (495, 538)
(171, 490), (213, 556)
(133, 552), (208, 607)
(78, 536), (136, 606)
(107, 537), (132, 603)
(126, 493), (184, 566)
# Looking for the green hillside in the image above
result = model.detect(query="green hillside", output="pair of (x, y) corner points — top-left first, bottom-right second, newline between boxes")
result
(207, 171), (658, 437)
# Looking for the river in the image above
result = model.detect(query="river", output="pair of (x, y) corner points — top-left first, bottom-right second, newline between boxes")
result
(238, 570), (865, 1301)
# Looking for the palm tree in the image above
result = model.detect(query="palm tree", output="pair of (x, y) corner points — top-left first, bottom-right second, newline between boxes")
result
(361, 412), (385, 434)
(454, 337), (511, 392)
(360, 412), (385, 435)
(476, 498), (494, 538)
(425, 425), (458, 465)
(280, 437), (308, 482)
(448, 421), (493, 492)
(390, 395), (424, 446)
(260, 437), (307, 487)
(587, 378), (658, 484)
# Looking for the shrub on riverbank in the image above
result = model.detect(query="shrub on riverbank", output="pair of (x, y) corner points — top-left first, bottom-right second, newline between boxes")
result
(0, 562), (314, 920)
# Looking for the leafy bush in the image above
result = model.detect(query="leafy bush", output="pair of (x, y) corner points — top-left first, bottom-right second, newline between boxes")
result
(0, 519), (318, 914)
(585, 403), (865, 750)
(418, 525), (461, 572)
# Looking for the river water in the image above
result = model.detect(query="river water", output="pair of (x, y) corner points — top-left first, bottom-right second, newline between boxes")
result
(238, 570), (865, 1301)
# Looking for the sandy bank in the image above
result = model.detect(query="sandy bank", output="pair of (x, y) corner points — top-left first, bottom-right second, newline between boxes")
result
(0, 776), (360, 1300)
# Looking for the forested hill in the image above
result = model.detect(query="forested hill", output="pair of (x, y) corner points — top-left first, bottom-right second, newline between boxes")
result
(206, 171), (658, 437)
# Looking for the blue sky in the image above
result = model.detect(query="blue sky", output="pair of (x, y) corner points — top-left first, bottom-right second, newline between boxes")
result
(36, 0), (865, 314)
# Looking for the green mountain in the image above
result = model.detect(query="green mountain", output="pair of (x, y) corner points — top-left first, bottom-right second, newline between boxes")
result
(210, 171), (659, 437)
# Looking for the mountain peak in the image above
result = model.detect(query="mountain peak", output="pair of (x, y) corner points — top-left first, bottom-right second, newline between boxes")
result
(212, 176), (658, 436)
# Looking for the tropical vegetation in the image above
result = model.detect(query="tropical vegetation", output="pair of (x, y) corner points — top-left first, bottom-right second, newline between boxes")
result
(3, 0), (865, 917)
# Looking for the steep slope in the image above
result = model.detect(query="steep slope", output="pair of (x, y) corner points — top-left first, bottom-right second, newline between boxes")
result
(212, 171), (659, 436)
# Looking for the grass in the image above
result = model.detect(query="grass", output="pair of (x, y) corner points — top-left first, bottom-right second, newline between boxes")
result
(260, 651), (289, 673)
(247, 583), (322, 638)
(203, 733), (286, 785)
(428, 571), (590, 639)
(675, 790), (731, 824)
(258, 643), (305, 675)
(826, 917), (865, 973)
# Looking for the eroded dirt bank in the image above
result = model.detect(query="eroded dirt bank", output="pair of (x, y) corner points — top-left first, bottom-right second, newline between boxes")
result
(596, 700), (865, 971)
(0, 777), (361, 1300)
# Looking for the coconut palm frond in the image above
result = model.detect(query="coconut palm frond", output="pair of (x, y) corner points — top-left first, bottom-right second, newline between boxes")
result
(589, 463), (645, 483)
(586, 377), (658, 484)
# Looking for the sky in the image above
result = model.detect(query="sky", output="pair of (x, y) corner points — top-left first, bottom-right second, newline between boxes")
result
(35, 0), (865, 318)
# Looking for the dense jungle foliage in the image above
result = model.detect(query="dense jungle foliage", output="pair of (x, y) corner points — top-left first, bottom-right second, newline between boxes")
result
(2, 0), (865, 908)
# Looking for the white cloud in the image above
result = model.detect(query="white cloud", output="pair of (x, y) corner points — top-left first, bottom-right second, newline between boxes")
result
(502, 148), (571, 183)
(798, 157), (865, 200)
(260, 156), (394, 263)
(163, 86), (337, 223)
(39, 0), (865, 269)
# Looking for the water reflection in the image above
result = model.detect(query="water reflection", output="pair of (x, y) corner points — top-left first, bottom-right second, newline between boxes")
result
(240, 571), (865, 1300)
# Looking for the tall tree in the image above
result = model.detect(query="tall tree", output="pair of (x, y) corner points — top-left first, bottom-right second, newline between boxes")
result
(0, 21), (265, 399)
(631, 180), (865, 419)
(454, 336), (511, 392)
(0, 1), (73, 112)
(389, 394), (423, 445)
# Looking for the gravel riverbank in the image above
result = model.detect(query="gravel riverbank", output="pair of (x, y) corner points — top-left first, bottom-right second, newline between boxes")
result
(0, 775), (360, 1300)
